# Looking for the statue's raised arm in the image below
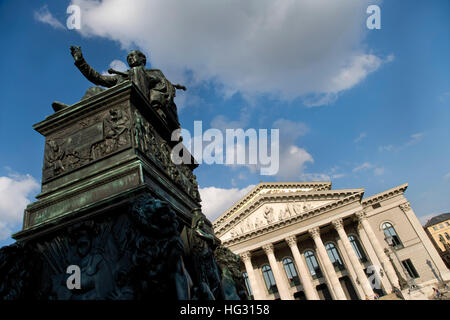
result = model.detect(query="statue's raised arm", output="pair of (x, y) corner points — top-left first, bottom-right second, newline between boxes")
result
(70, 45), (121, 88)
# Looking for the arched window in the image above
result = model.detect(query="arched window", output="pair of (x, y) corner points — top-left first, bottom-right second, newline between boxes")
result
(325, 243), (345, 271)
(261, 265), (278, 294)
(242, 272), (253, 298)
(382, 222), (403, 248)
(304, 250), (322, 279)
(348, 235), (368, 262)
(445, 232), (450, 240)
(282, 257), (301, 286)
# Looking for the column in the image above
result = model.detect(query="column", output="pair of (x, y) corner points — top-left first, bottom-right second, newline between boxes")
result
(357, 221), (393, 293)
(285, 235), (320, 300)
(336, 238), (365, 299)
(240, 251), (265, 300)
(332, 218), (375, 299)
(308, 227), (347, 300)
(262, 244), (293, 300)
(355, 210), (400, 289)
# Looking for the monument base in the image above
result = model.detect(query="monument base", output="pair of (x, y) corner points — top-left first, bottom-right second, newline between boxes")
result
(0, 81), (247, 300)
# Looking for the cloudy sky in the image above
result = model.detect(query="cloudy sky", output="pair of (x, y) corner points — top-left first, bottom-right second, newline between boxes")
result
(0, 0), (449, 247)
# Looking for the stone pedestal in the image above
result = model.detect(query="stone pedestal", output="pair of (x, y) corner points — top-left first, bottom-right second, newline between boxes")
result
(0, 81), (244, 300)
(14, 80), (204, 242)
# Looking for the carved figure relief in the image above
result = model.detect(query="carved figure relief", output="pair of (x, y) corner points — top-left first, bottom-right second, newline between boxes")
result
(43, 107), (131, 181)
(10, 195), (193, 300)
(44, 140), (66, 175)
(254, 217), (263, 229)
(92, 108), (130, 157)
(263, 206), (275, 224)
(292, 202), (304, 215)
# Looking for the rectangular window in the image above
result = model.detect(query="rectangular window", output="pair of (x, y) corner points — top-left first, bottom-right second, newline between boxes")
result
(433, 226), (438, 231)
(401, 259), (419, 279)
(372, 203), (381, 209)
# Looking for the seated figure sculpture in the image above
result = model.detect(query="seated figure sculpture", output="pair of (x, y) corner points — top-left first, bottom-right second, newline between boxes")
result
(52, 46), (186, 129)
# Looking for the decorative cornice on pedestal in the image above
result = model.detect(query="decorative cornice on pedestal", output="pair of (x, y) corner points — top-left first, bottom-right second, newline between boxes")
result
(332, 218), (344, 231)
(399, 201), (411, 213)
(240, 251), (252, 263)
(285, 235), (298, 247)
(308, 227), (320, 239)
(262, 243), (274, 255)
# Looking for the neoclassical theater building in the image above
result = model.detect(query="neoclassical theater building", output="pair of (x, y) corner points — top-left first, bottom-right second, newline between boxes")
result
(212, 182), (450, 300)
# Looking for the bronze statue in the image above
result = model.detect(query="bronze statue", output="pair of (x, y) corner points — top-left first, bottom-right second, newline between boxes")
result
(52, 46), (186, 126)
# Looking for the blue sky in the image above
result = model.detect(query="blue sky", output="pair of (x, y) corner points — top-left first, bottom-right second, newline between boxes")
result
(0, 0), (449, 247)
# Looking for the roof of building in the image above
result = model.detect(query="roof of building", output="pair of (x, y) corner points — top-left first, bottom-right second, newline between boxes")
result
(424, 212), (450, 228)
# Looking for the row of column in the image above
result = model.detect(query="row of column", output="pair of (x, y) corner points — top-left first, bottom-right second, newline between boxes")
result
(240, 211), (401, 300)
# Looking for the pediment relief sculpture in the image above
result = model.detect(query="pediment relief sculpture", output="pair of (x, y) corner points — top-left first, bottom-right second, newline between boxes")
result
(224, 200), (334, 240)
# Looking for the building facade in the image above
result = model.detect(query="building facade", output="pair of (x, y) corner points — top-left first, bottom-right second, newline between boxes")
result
(212, 182), (450, 300)
(424, 213), (450, 268)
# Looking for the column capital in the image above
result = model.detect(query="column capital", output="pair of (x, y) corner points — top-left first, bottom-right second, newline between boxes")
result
(399, 201), (411, 213)
(308, 227), (320, 239)
(332, 218), (344, 231)
(285, 235), (298, 247)
(355, 210), (367, 221)
(262, 243), (274, 255)
(240, 251), (252, 263)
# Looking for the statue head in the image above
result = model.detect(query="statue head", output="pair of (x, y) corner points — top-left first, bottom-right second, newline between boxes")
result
(127, 50), (146, 67)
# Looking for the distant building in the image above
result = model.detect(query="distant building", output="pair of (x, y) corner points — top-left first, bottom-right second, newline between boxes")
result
(213, 182), (450, 300)
(424, 213), (450, 268)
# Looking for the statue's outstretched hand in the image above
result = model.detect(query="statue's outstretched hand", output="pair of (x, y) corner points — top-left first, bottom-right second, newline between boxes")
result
(70, 45), (83, 62)
(174, 84), (187, 91)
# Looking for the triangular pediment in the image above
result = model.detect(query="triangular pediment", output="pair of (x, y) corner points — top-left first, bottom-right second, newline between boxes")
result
(220, 199), (335, 242)
(213, 182), (332, 229)
(213, 183), (364, 238)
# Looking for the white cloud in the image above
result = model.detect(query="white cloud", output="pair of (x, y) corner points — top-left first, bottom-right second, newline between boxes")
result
(34, 5), (65, 30)
(109, 59), (128, 72)
(378, 145), (394, 152)
(203, 116), (313, 179)
(70, 0), (387, 106)
(102, 59), (128, 75)
(354, 132), (367, 143)
(300, 170), (345, 182)
(444, 173), (450, 180)
(353, 162), (373, 173)
(200, 184), (256, 221)
(299, 173), (331, 182)
(276, 145), (314, 180)
(269, 119), (313, 180)
(374, 167), (385, 176)
(352, 162), (384, 176)
(405, 132), (424, 146)
(379, 132), (425, 152)
(0, 173), (40, 240)
(0, 222), (11, 241)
